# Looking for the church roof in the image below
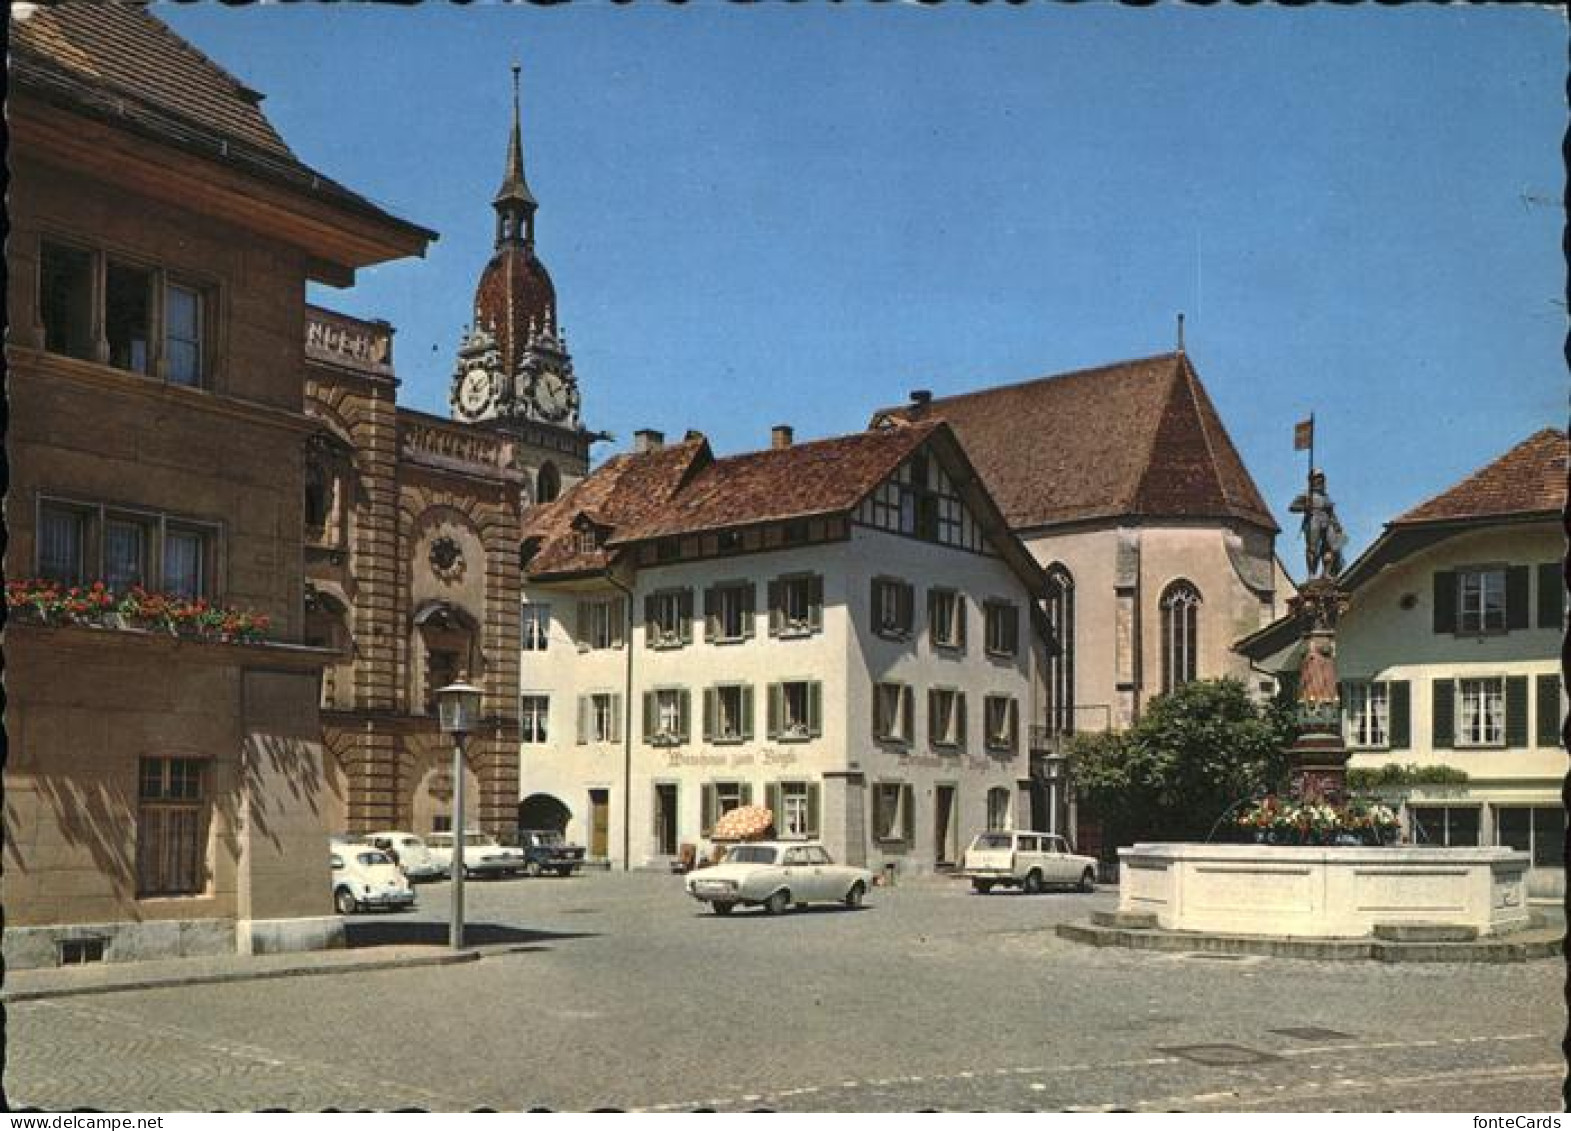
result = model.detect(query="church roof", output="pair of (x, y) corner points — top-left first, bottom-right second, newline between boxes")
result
(9, 2), (434, 245)
(1391, 428), (1566, 527)
(872, 352), (1277, 533)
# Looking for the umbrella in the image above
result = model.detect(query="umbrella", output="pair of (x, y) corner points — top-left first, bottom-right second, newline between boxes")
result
(711, 805), (774, 842)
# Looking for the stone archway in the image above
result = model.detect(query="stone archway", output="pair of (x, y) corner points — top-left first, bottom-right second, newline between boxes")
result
(518, 793), (572, 834)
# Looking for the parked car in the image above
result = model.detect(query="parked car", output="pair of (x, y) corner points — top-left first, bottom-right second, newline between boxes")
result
(961, 830), (1097, 894)
(425, 830), (526, 878)
(685, 842), (872, 916)
(516, 829), (586, 877)
(331, 847), (416, 914)
(364, 831), (444, 881)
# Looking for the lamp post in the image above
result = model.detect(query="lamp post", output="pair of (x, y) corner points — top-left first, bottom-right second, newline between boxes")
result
(436, 677), (483, 950)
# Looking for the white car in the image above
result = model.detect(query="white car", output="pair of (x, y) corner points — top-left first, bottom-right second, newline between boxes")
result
(685, 842), (873, 916)
(364, 831), (444, 881)
(962, 830), (1098, 894)
(425, 830), (526, 878)
(331, 847), (416, 914)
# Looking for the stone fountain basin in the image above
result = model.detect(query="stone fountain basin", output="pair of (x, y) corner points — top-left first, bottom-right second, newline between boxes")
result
(1118, 843), (1531, 939)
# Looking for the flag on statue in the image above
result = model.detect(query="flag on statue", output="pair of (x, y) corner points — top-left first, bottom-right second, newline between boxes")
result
(1293, 417), (1314, 452)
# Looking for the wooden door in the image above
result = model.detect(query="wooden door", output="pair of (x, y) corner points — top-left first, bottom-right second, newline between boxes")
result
(934, 785), (957, 866)
(653, 784), (678, 856)
(589, 789), (610, 859)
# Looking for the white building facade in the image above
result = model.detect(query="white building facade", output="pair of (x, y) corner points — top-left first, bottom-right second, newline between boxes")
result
(517, 423), (1048, 873)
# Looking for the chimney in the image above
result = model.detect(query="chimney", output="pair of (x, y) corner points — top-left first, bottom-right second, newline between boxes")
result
(684, 429), (706, 443)
(909, 389), (933, 418)
(633, 428), (665, 454)
(771, 425), (794, 450)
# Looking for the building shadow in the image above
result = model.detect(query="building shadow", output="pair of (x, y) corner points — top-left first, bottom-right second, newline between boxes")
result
(342, 919), (600, 948)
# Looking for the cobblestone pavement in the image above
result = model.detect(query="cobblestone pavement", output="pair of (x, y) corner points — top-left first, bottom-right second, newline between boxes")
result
(5, 872), (1563, 1112)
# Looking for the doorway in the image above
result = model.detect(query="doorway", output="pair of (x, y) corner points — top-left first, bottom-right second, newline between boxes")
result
(653, 783), (679, 856)
(934, 784), (958, 867)
(588, 789), (611, 859)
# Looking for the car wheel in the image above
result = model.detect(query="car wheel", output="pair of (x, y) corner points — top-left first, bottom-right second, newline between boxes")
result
(1077, 868), (1096, 893)
(334, 887), (357, 916)
(764, 889), (790, 915)
(1022, 870), (1043, 895)
(525, 859), (545, 878)
(844, 881), (866, 909)
(711, 901), (735, 916)
(972, 880), (994, 894)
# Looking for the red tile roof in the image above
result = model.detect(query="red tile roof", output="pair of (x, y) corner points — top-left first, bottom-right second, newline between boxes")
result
(1393, 428), (1567, 526)
(873, 352), (1276, 532)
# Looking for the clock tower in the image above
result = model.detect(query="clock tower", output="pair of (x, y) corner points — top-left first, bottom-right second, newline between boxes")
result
(450, 65), (584, 434)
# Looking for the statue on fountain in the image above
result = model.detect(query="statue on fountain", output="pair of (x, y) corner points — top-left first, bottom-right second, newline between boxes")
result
(1285, 466), (1352, 804)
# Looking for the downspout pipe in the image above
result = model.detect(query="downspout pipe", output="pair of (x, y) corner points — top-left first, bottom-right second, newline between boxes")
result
(605, 567), (635, 872)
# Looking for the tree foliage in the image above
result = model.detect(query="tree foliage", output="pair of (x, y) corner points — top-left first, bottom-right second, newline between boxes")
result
(1347, 762), (1470, 790)
(1068, 679), (1297, 845)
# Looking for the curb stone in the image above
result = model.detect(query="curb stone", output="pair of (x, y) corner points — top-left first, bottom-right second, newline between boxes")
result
(1055, 921), (1564, 963)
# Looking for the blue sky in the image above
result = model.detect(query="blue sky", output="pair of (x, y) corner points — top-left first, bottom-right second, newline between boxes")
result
(161, 2), (1566, 564)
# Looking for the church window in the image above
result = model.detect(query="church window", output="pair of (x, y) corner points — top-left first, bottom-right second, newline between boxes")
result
(1160, 580), (1202, 694)
(1044, 565), (1075, 735)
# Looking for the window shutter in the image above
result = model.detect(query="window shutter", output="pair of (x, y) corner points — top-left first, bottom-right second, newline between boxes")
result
(927, 687), (939, 743)
(1505, 675), (1529, 747)
(610, 694), (623, 742)
(741, 685), (755, 741)
(871, 577), (883, 634)
(740, 782), (754, 806)
(680, 589), (694, 644)
(1008, 698), (1020, 754)
(764, 783), (781, 826)
(807, 783), (821, 838)
(741, 583), (756, 640)
(576, 695), (588, 745)
(678, 689), (692, 743)
(1536, 674), (1561, 747)
(901, 784), (914, 843)
(1433, 572), (1458, 634)
(703, 687), (717, 743)
(927, 589), (941, 645)
(899, 582), (914, 635)
(701, 784), (716, 835)
(1388, 681), (1411, 750)
(1506, 566), (1531, 631)
(768, 578), (783, 637)
(767, 683), (782, 740)
(1538, 563), (1563, 630)
(955, 692), (967, 750)
(807, 682), (822, 737)
(642, 691), (656, 745)
(576, 600), (589, 646)
(1432, 679), (1455, 749)
(808, 575), (823, 631)
(704, 586), (719, 641)
(644, 594), (658, 648)
(900, 686), (914, 742)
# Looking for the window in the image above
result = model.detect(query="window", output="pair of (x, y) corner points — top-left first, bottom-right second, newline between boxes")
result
(872, 782), (914, 843)
(860, 454), (985, 552)
(1410, 805), (1481, 848)
(765, 781), (822, 839)
(1457, 678), (1505, 747)
(577, 596), (625, 650)
(1458, 568), (1507, 634)
(535, 462), (561, 505)
(520, 695), (549, 744)
(35, 499), (216, 597)
(40, 241), (94, 361)
(872, 577), (914, 639)
(644, 589), (693, 649)
(575, 693), (622, 744)
(928, 589), (965, 651)
(137, 757), (206, 896)
(575, 527), (601, 554)
(1496, 807), (1566, 869)
(38, 503), (85, 585)
(521, 604), (551, 652)
(873, 681), (914, 744)
(704, 684), (754, 744)
(164, 282), (204, 386)
(984, 695), (1020, 754)
(767, 680), (822, 741)
(643, 687), (691, 746)
(768, 574), (823, 638)
(1160, 581), (1202, 693)
(928, 687), (965, 750)
(986, 787), (1011, 831)
(1344, 681), (1390, 748)
(704, 582), (755, 643)
(700, 781), (753, 835)
(983, 600), (1019, 658)
(163, 526), (207, 599)
(105, 260), (153, 373)
(1044, 565), (1074, 734)
(103, 518), (149, 592)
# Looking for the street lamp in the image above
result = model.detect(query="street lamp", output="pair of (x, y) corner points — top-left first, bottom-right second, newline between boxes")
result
(436, 676), (483, 950)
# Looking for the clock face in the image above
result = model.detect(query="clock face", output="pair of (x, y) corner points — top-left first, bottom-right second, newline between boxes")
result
(459, 368), (492, 415)
(535, 371), (570, 421)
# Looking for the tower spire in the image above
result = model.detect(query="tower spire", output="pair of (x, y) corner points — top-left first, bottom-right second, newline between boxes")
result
(493, 61), (538, 247)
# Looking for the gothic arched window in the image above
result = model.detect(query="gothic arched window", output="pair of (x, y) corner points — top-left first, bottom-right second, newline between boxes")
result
(535, 461), (561, 504)
(1160, 580), (1202, 694)
(1044, 564), (1075, 735)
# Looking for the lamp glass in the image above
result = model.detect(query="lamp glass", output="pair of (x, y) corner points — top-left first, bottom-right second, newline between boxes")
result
(437, 680), (483, 735)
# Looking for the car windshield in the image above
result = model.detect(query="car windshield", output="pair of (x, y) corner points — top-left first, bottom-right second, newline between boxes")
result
(973, 833), (1013, 850)
(725, 846), (778, 865)
(357, 851), (392, 867)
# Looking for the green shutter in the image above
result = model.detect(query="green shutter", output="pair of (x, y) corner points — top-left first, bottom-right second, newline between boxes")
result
(807, 783), (821, 838)
(701, 784), (716, 835)
(680, 589), (694, 644)
(1537, 674), (1561, 747)
(900, 686), (914, 743)
(610, 694), (622, 742)
(1505, 675), (1529, 747)
(741, 583), (756, 640)
(1432, 679), (1455, 749)
(901, 784), (915, 843)
(764, 782), (781, 824)
(644, 594), (658, 648)
(1009, 699), (1020, 754)
(642, 691), (656, 745)
(678, 689), (691, 743)
(956, 692), (968, 750)
(1388, 681), (1411, 750)
(576, 600), (590, 646)
(1538, 563), (1563, 630)
(611, 598), (626, 649)
(576, 696), (588, 745)
(870, 577), (883, 635)
(807, 682), (823, 738)
(740, 782), (754, 807)
(767, 578), (782, 637)
(926, 687), (939, 746)
(1506, 567), (1531, 631)
(704, 586), (718, 641)
(899, 582), (914, 636)
(703, 687), (717, 743)
(767, 683), (781, 740)
(955, 596), (967, 649)
(808, 575), (823, 632)
(741, 685), (755, 741)
(1433, 571), (1458, 634)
